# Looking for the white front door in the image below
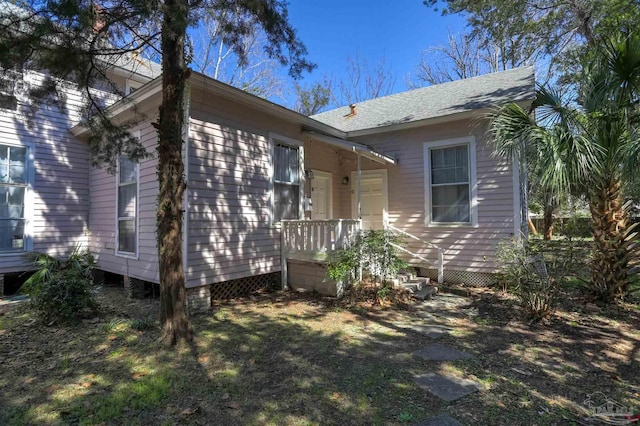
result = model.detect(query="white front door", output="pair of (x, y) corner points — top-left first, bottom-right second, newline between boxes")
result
(352, 170), (388, 230)
(311, 171), (332, 220)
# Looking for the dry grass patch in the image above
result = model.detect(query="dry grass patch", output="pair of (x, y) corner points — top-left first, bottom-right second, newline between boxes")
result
(1, 283), (639, 425)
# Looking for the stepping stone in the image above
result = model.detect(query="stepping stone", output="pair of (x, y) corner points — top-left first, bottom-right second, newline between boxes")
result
(414, 373), (481, 401)
(398, 324), (451, 339)
(413, 286), (438, 301)
(414, 414), (463, 426)
(419, 294), (471, 313)
(413, 343), (473, 361)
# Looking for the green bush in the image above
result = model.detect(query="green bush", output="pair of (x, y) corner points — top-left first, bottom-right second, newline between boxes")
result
(496, 238), (558, 321)
(22, 246), (97, 323)
(327, 229), (407, 285)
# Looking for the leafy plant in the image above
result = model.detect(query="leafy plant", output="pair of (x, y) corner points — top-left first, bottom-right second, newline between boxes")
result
(518, 258), (558, 322)
(327, 230), (408, 285)
(21, 245), (97, 323)
(495, 236), (538, 292)
(496, 238), (558, 321)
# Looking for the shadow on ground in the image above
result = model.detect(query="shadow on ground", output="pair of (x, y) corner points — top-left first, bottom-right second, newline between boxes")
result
(0, 284), (639, 425)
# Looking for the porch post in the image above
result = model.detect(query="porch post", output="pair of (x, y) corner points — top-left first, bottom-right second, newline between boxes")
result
(281, 222), (288, 290)
(356, 153), (363, 282)
(356, 153), (362, 219)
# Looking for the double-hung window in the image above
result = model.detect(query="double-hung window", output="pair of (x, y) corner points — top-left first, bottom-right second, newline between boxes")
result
(273, 140), (302, 223)
(117, 155), (138, 256)
(425, 138), (477, 225)
(0, 144), (28, 250)
(0, 69), (21, 111)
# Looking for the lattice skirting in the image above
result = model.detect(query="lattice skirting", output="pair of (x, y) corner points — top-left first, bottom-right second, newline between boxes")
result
(418, 268), (496, 287)
(210, 272), (281, 300)
(187, 272), (281, 313)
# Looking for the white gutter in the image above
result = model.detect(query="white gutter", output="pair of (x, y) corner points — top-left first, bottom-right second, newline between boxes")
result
(302, 131), (395, 165)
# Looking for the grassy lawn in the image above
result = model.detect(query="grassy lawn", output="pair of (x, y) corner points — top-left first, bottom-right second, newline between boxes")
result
(1, 282), (639, 425)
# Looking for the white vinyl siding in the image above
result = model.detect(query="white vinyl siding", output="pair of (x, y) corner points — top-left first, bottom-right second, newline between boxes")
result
(116, 155), (139, 256)
(273, 141), (302, 222)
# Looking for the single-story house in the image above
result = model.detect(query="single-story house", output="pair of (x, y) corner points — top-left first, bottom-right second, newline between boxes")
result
(0, 63), (534, 308)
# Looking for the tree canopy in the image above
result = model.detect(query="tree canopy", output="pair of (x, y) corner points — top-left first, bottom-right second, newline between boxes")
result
(425, 0), (640, 82)
(490, 32), (640, 300)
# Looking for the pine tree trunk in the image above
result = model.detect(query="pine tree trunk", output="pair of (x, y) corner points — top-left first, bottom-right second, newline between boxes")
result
(589, 176), (631, 302)
(157, 0), (193, 345)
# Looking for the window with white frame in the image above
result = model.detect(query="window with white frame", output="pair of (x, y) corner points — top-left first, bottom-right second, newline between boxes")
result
(0, 144), (28, 250)
(0, 69), (21, 110)
(273, 142), (301, 222)
(425, 138), (476, 225)
(117, 155), (138, 255)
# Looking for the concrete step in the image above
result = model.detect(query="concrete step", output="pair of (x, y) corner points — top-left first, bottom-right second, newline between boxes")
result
(397, 277), (429, 293)
(396, 273), (411, 283)
(412, 285), (438, 301)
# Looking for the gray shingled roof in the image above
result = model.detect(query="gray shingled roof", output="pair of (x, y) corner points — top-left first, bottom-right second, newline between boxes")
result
(311, 67), (535, 133)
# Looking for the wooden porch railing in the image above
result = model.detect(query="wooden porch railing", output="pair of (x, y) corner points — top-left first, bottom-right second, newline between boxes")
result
(386, 224), (445, 284)
(280, 219), (361, 289)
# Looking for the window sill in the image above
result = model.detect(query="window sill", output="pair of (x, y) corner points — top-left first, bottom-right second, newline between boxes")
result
(0, 250), (26, 257)
(425, 222), (478, 229)
(115, 251), (139, 260)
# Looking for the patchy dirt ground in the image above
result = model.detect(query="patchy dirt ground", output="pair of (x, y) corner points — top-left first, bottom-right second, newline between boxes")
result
(0, 283), (639, 425)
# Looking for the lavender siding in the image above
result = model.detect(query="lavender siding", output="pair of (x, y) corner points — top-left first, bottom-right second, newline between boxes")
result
(186, 91), (304, 288)
(0, 71), (90, 273)
(350, 118), (516, 273)
(88, 119), (160, 283)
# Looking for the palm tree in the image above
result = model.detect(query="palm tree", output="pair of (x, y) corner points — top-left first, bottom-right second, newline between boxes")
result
(490, 33), (640, 302)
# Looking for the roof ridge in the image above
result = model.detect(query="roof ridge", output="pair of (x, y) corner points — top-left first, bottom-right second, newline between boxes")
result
(310, 66), (535, 133)
(313, 66), (535, 116)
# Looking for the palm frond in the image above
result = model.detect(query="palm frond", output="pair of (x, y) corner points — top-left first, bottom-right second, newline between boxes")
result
(622, 125), (640, 180)
(488, 103), (537, 159)
(533, 84), (580, 129)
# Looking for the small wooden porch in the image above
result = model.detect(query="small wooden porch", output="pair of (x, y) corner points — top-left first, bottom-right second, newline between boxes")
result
(280, 218), (445, 297)
(281, 131), (445, 296)
(280, 219), (361, 296)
